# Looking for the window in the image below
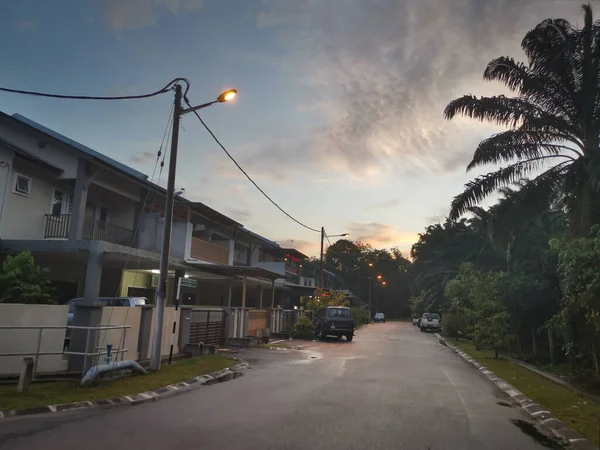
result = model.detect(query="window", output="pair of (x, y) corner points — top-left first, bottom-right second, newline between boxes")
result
(14, 174), (31, 196)
(327, 308), (352, 318)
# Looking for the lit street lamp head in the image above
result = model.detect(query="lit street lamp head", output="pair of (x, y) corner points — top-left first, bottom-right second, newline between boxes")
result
(377, 274), (382, 279)
(217, 89), (237, 103)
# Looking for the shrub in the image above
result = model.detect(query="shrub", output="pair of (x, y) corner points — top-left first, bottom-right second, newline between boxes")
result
(291, 317), (316, 340)
(351, 306), (369, 327)
(442, 313), (468, 338)
(0, 251), (55, 304)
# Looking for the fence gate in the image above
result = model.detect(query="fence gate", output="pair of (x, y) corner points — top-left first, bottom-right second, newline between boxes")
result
(282, 310), (294, 333)
(188, 309), (226, 346)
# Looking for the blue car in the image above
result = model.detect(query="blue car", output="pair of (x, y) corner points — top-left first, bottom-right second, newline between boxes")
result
(374, 312), (385, 323)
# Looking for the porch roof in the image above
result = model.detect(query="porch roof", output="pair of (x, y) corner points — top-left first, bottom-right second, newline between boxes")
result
(184, 262), (282, 281)
(262, 247), (308, 260)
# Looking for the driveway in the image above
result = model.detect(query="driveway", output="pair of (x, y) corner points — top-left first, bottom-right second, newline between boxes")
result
(0, 322), (556, 449)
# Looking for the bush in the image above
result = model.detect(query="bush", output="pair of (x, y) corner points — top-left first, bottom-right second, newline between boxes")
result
(291, 317), (316, 340)
(442, 314), (468, 338)
(351, 306), (369, 327)
(0, 251), (55, 304)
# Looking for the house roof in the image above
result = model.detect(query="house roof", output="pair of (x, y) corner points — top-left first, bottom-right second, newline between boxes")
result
(10, 113), (148, 181)
(282, 248), (308, 260)
(184, 262), (281, 281)
(236, 227), (279, 248)
(0, 138), (63, 173)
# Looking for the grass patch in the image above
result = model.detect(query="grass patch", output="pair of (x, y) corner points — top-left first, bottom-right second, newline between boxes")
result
(259, 343), (292, 349)
(449, 339), (600, 446)
(0, 355), (235, 411)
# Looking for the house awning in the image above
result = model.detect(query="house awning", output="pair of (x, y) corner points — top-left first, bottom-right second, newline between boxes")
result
(184, 262), (282, 281)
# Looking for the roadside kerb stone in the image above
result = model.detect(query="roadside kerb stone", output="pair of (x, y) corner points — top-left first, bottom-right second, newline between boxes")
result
(435, 333), (597, 450)
(0, 357), (249, 421)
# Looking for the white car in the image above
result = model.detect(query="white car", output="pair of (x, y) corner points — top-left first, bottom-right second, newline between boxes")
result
(420, 313), (440, 332)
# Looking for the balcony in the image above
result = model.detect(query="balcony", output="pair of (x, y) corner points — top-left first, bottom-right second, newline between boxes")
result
(44, 214), (134, 247)
(190, 237), (229, 265)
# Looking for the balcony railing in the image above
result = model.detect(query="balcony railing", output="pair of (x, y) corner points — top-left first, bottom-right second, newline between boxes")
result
(44, 214), (134, 247)
(190, 237), (229, 265)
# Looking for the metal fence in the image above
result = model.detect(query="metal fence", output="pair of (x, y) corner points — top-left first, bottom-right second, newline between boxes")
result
(44, 214), (134, 247)
(0, 324), (131, 378)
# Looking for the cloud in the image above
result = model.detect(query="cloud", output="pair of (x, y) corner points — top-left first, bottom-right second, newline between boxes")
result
(129, 151), (157, 164)
(363, 198), (401, 212)
(254, 0), (577, 178)
(225, 208), (251, 222)
(347, 222), (418, 251)
(107, 0), (203, 30)
(15, 20), (39, 30)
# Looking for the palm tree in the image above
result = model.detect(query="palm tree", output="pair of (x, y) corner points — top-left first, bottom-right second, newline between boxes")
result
(445, 4), (600, 236)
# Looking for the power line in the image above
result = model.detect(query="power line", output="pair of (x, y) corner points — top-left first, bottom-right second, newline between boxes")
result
(0, 78), (190, 101)
(184, 97), (321, 233)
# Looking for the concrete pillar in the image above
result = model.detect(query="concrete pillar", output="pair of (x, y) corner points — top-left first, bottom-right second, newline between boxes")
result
(67, 304), (103, 372)
(132, 187), (148, 247)
(83, 242), (102, 304)
(259, 285), (264, 309)
(271, 280), (276, 308)
(241, 275), (247, 308)
(137, 305), (154, 361)
(70, 158), (96, 242)
(240, 276), (247, 337)
(227, 237), (235, 266)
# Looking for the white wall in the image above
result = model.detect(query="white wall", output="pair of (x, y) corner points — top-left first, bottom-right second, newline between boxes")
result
(256, 261), (286, 276)
(1, 158), (59, 239)
(0, 118), (78, 178)
(138, 214), (190, 259)
(99, 307), (142, 361)
(0, 304), (68, 376)
(146, 306), (181, 359)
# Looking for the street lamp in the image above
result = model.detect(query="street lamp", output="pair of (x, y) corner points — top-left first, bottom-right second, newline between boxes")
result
(150, 84), (237, 371)
(377, 274), (382, 280)
(319, 228), (349, 291)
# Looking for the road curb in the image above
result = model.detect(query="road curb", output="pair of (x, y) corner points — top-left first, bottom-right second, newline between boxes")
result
(435, 334), (597, 450)
(0, 357), (249, 421)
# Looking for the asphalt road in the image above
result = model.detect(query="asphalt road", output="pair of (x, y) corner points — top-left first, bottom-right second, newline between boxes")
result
(0, 322), (558, 450)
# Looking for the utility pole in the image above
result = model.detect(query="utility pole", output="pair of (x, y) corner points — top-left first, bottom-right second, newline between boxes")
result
(319, 226), (325, 292)
(150, 83), (182, 371)
(368, 276), (372, 322)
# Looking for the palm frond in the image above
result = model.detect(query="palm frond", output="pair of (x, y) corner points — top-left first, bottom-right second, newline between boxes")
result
(466, 129), (578, 171)
(484, 56), (578, 126)
(449, 158), (571, 221)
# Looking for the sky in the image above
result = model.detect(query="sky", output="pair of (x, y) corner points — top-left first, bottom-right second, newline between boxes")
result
(0, 0), (582, 257)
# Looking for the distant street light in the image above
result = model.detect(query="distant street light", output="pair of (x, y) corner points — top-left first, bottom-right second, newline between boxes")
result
(151, 84), (238, 371)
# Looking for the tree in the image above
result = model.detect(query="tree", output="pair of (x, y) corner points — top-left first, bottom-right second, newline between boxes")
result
(0, 252), (55, 304)
(445, 263), (513, 358)
(550, 226), (600, 374)
(445, 4), (600, 237)
(409, 219), (503, 312)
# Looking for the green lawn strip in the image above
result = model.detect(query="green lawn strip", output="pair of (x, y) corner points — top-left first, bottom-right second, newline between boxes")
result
(259, 343), (292, 349)
(0, 355), (236, 412)
(449, 339), (600, 446)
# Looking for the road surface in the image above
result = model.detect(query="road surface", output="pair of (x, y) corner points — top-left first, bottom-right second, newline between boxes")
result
(0, 322), (557, 449)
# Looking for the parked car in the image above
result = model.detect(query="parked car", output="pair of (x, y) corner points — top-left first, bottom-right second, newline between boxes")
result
(374, 312), (385, 323)
(64, 297), (148, 347)
(413, 317), (420, 327)
(420, 313), (441, 332)
(315, 306), (355, 341)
